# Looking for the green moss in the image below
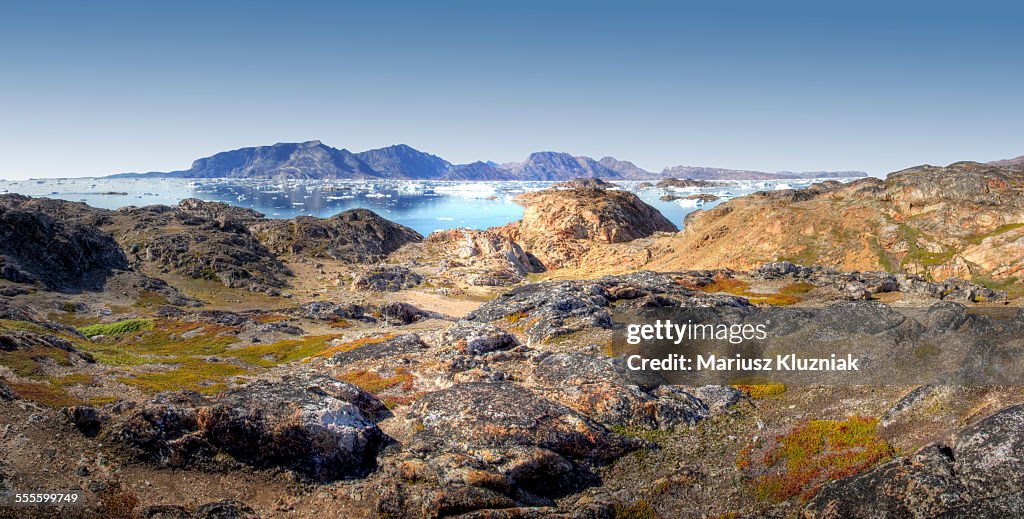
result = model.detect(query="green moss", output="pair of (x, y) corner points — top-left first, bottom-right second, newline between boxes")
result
(133, 290), (170, 308)
(228, 334), (343, 367)
(609, 425), (673, 444)
(339, 368), (414, 394)
(965, 223), (1024, 245)
(971, 274), (1024, 299)
(79, 318), (154, 338)
(614, 499), (660, 519)
(5, 380), (82, 408)
(898, 224), (956, 269)
(734, 382), (786, 399)
(119, 358), (247, 395)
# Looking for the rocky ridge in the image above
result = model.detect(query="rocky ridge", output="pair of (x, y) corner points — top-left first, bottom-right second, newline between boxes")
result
(650, 161), (1024, 284)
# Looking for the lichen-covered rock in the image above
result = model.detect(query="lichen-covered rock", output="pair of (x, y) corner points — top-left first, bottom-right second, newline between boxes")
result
(351, 266), (422, 292)
(409, 382), (640, 462)
(804, 405), (1024, 518)
(468, 271), (748, 342)
(427, 228), (544, 287)
(293, 301), (367, 321)
(105, 391), (213, 468)
(0, 198), (129, 290)
(512, 188), (677, 243)
(380, 301), (444, 325)
(441, 321), (520, 356)
(664, 163), (1024, 282)
(326, 334), (428, 365)
(753, 261), (1006, 302)
(391, 381), (643, 513)
(106, 374), (388, 480)
(0, 381), (14, 401)
(192, 499), (258, 519)
(112, 201), (292, 293)
(0, 331), (94, 364)
(531, 353), (718, 430)
(252, 208), (422, 263)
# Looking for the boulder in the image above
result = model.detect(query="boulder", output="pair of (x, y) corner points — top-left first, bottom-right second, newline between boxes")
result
(427, 228), (544, 287)
(352, 266), (422, 292)
(399, 381), (643, 506)
(106, 374), (387, 480)
(252, 208), (422, 263)
(380, 301), (444, 326)
(326, 334), (429, 365)
(293, 301), (366, 321)
(441, 321), (520, 356)
(63, 405), (106, 437)
(531, 353), (722, 429)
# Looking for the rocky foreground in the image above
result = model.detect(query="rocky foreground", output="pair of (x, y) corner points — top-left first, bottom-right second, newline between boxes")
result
(2, 166), (1024, 518)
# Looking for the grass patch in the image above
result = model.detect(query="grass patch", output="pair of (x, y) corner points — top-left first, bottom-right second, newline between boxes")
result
(703, 277), (751, 295)
(119, 358), (247, 395)
(133, 290), (170, 308)
(49, 373), (95, 388)
(228, 334), (344, 367)
(251, 313), (290, 324)
(5, 380), (82, 408)
(613, 499), (660, 519)
(734, 382), (786, 399)
(965, 223), (1024, 246)
(0, 344), (76, 378)
(609, 425), (673, 444)
(503, 311), (529, 324)
(778, 282), (817, 296)
(746, 294), (802, 306)
(79, 319), (154, 338)
(703, 278), (803, 306)
(112, 320), (238, 357)
(339, 368), (413, 394)
(750, 416), (892, 502)
(899, 224), (955, 269)
(971, 274), (1024, 299)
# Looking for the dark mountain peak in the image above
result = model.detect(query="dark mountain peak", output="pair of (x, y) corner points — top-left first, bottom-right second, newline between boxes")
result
(441, 161), (510, 181)
(355, 144), (451, 179)
(184, 141), (378, 179)
(493, 151), (612, 181)
(526, 151), (575, 161)
(597, 156), (651, 179)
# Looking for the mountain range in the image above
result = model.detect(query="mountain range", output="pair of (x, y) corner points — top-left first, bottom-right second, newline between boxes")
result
(110, 140), (869, 181)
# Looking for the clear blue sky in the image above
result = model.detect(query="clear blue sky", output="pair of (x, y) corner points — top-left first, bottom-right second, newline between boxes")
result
(1, 0), (1021, 179)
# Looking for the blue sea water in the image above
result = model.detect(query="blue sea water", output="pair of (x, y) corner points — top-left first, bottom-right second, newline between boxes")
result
(0, 177), (832, 237)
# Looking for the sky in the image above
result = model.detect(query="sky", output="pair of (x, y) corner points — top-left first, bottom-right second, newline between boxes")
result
(0, 0), (1021, 180)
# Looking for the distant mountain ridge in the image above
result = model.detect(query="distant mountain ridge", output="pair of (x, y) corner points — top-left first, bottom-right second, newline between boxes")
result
(109, 141), (868, 181)
(988, 155), (1024, 167)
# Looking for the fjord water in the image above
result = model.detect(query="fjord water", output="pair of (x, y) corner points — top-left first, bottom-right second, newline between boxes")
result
(0, 177), (826, 236)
